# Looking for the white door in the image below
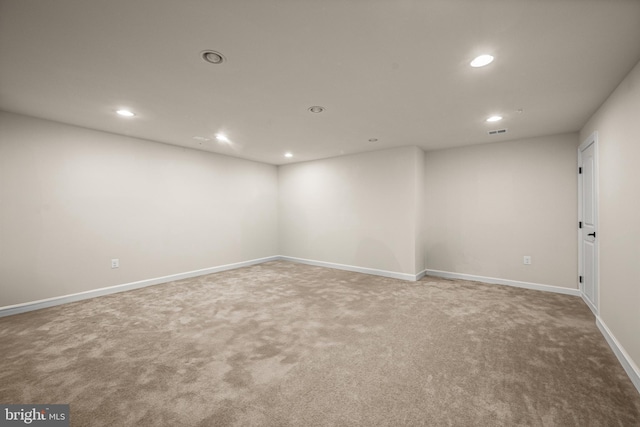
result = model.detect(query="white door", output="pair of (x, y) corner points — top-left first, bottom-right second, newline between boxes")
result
(578, 133), (598, 314)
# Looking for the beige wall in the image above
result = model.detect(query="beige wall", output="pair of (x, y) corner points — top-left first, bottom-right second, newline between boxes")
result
(0, 112), (278, 307)
(414, 148), (426, 273)
(278, 146), (424, 276)
(580, 60), (640, 370)
(3, 72), (637, 377)
(424, 134), (579, 288)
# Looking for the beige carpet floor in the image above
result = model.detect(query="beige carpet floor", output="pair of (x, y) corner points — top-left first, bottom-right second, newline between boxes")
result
(1, 260), (639, 426)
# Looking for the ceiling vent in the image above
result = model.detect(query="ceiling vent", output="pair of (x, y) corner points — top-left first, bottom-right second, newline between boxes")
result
(488, 128), (508, 135)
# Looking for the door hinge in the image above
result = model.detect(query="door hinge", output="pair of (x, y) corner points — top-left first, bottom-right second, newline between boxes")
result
(579, 276), (583, 283)
(579, 167), (582, 174)
(579, 221), (582, 228)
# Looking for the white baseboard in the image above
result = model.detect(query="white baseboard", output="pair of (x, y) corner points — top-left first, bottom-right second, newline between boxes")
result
(424, 269), (581, 296)
(596, 317), (640, 395)
(581, 292), (598, 317)
(0, 259), (580, 318)
(0, 256), (280, 318)
(279, 256), (422, 281)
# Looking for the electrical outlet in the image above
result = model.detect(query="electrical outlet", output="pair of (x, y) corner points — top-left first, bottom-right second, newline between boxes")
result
(523, 256), (531, 265)
(111, 258), (119, 269)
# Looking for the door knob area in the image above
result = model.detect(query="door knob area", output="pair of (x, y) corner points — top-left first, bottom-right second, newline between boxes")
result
(588, 232), (596, 238)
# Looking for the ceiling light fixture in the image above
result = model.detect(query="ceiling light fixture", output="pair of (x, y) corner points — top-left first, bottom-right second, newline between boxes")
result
(284, 152), (293, 158)
(486, 115), (503, 122)
(470, 54), (494, 67)
(116, 109), (135, 117)
(368, 138), (378, 143)
(193, 136), (211, 142)
(308, 106), (325, 113)
(215, 133), (230, 143)
(201, 50), (225, 64)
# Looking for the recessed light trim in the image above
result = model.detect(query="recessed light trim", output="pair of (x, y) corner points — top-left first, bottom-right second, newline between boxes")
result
(470, 54), (494, 67)
(116, 109), (135, 117)
(486, 115), (503, 122)
(201, 50), (225, 64)
(308, 106), (325, 113)
(193, 136), (211, 142)
(284, 152), (293, 158)
(368, 138), (378, 143)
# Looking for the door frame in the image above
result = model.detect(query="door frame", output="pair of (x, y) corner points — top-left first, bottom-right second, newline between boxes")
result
(578, 131), (599, 315)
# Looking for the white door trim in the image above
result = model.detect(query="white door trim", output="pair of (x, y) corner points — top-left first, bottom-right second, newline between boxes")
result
(578, 131), (599, 315)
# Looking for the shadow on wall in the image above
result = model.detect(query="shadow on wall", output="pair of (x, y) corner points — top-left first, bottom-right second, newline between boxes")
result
(425, 240), (486, 275)
(354, 237), (403, 274)
(305, 232), (404, 274)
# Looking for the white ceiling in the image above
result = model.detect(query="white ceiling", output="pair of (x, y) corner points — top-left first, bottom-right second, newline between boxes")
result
(1, 0), (640, 165)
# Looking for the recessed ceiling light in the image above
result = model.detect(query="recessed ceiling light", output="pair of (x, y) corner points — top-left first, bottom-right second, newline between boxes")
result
(201, 50), (225, 64)
(193, 136), (211, 142)
(284, 152), (293, 158)
(215, 133), (230, 143)
(486, 115), (503, 122)
(308, 106), (325, 113)
(470, 54), (494, 67)
(368, 138), (378, 143)
(116, 109), (135, 117)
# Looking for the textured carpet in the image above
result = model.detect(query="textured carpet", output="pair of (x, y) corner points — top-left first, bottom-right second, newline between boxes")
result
(1, 260), (639, 426)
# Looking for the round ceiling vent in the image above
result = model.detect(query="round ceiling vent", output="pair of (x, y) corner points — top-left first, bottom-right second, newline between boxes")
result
(201, 50), (225, 64)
